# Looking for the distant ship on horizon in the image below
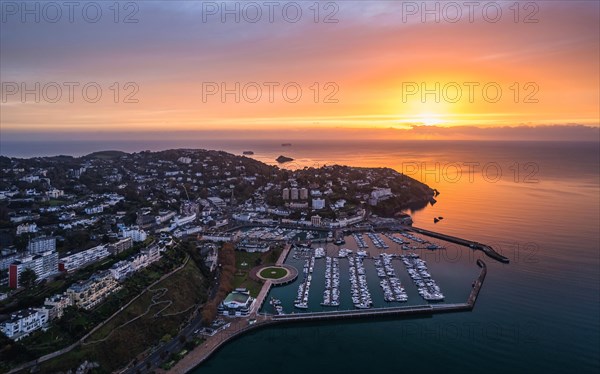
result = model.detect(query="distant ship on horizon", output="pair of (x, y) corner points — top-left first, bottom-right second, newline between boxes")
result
(242, 151), (254, 155)
(281, 143), (292, 147)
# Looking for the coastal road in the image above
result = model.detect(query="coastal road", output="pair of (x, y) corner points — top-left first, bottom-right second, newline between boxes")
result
(123, 311), (205, 374)
(124, 254), (224, 373)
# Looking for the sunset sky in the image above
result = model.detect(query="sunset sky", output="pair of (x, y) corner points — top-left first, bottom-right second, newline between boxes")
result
(1, 0), (599, 141)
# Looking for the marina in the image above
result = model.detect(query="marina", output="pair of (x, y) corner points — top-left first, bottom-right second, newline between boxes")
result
(291, 245), (312, 260)
(320, 257), (340, 307)
(262, 230), (480, 314)
(401, 253), (445, 301)
(293, 249), (315, 309)
(174, 227), (496, 373)
(338, 248), (352, 258)
(383, 232), (405, 245)
(173, 256), (489, 373)
(374, 254), (408, 302)
(367, 232), (389, 249)
(352, 233), (369, 249)
(348, 254), (373, 309)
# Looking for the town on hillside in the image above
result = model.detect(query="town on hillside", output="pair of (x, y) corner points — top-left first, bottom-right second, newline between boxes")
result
(0, 149), (434, 372)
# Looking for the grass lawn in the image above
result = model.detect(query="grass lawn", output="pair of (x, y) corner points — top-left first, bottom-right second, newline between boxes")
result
(258, 267), (288, 279)
(231, 246), (285, 298)
(235, 251), (263, 269)
(232, 252), (263, 297)
(232, 274), (262, 297)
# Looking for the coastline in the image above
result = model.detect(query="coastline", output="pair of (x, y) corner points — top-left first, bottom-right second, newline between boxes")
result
(169, 234), (491, 374)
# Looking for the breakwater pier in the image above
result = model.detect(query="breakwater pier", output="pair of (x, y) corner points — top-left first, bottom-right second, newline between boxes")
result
(406, 226), (510, 263)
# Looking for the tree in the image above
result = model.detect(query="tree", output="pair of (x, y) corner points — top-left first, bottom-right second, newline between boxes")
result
(13, 236), (28, 252)
(201, 301), (217, 325)
(160, 334), (172, 343)
(19, 268), (37, 289)
(269, 250), (279, 264)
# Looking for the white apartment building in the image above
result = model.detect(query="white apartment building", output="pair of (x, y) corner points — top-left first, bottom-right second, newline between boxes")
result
(130, 245), (161, 271)
(173, 226), (202, 238)
(0, 308), (49, 341)
(290, 188), (299, 200)
(299, 188), (309, 200)
(155, 210), (176, 224)
(109, 260), (133, 281)
(369, 188), (393, 205)
(174, 213), (197, 227)
(9, 250), (58, 289)
(327, 210), (366, 228)
(58, 245), (110, 272)
(121, 227), (148, 242)
(27, 236), (56, 254)
(0, 253), (20, 271)
(16, 223), (38, 235)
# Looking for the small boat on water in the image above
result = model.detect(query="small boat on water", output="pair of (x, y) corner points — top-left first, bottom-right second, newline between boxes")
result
(243, 151), (254, 155)
(270, 297), (285, 315)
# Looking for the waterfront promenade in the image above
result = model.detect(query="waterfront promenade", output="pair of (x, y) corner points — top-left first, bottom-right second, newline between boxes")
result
(169, 256), (488, 374)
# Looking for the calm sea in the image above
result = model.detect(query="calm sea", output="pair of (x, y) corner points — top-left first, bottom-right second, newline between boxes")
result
(2, 140), (598, 373)
(197, 140), (599, 374)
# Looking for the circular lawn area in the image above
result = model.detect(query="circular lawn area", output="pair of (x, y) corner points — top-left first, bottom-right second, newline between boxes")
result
(258, 267), (288, 280)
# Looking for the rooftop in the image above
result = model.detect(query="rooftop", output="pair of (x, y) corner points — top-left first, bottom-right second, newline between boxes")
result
(223, 289), (251, 308)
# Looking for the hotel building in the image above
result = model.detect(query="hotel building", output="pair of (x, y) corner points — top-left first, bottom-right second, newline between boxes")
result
(66, 270), (121, 310)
